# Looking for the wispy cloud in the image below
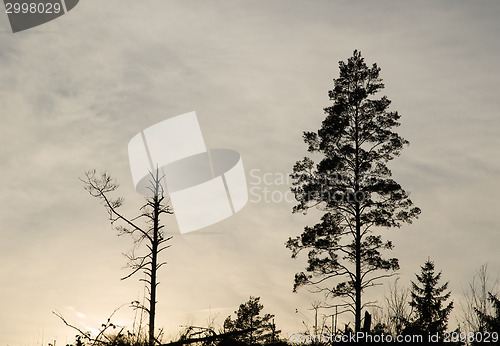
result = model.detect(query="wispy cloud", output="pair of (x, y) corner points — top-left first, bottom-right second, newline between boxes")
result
(1, 1), (500, 344)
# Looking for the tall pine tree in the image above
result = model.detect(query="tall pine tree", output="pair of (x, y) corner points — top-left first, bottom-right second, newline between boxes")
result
(407, 259), (453, 337)
(287, 50), (420, 332)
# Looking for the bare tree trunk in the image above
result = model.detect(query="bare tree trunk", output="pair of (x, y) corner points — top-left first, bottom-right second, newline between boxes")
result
(149, 176), (161, 346)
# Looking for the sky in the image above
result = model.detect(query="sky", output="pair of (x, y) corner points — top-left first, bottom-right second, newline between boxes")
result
(1, 1), (500, 345)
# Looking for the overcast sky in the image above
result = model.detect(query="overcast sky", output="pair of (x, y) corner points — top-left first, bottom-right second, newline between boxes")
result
(1, 1), (500, 345)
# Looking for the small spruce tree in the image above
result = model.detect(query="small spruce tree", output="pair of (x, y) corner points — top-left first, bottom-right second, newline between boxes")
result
(407, 259), (453, 338)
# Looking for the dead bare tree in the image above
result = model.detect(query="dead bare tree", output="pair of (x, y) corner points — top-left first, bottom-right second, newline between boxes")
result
(371, 277), (412, 336)
(385, 277), (412, 335)
(458, 264), (500, 333)
(81, 169), (173, 346)
(53, 305), (128, 346)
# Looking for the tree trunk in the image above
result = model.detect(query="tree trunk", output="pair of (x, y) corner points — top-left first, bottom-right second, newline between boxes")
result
(355, 204), (361, 333)
(354, 105), (362, 333)
(149, 178), (160, 346)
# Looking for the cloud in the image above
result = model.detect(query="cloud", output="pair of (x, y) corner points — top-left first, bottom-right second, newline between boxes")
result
(1, 1), (500, 344)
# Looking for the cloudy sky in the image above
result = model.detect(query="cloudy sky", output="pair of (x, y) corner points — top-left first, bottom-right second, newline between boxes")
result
(1, 1), (499, 345)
